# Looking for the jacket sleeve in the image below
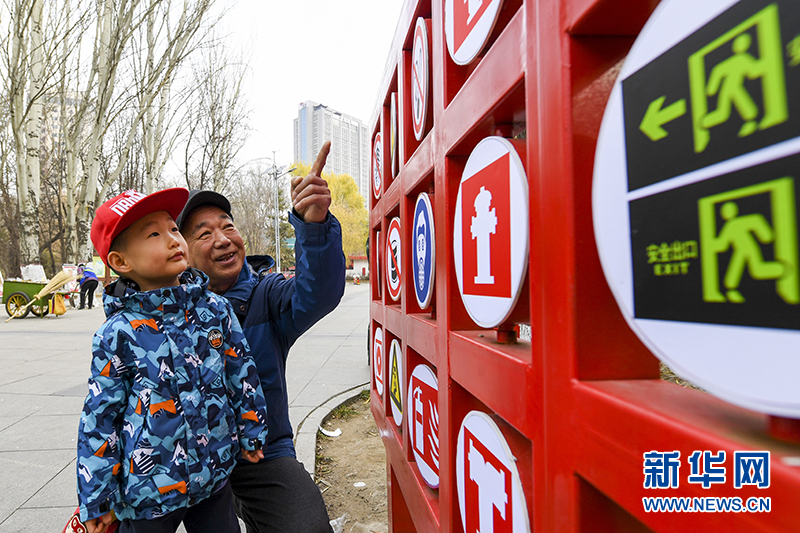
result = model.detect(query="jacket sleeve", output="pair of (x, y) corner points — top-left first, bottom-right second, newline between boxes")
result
(263, 210), (346, 350)
(77, 326), (131, 522)
(221, 303), (269, 450)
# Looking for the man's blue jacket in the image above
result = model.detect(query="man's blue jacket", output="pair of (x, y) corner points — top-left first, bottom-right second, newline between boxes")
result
(222, 211), (345, 461)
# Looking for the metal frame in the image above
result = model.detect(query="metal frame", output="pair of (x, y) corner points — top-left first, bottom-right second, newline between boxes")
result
(369, 0), (800, 531)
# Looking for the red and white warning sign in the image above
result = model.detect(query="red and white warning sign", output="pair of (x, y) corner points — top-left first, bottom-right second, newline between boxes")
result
(456, 411), (529, 533)
(386, 217), (402, 301)
(373, 132), (383, 200)
(411, 17), (430, 141)
(406, 364), (439, 488)
(445, 0), (504, 65)
(373, 326), (384, 396)
(454, 136), (528, 328)
(389, 338), (403, 426)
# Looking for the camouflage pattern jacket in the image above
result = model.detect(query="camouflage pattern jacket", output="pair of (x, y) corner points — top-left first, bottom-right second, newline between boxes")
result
(77, 270), (268, 522)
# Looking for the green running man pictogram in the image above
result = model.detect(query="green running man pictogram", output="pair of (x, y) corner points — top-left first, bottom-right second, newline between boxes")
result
(688, 4), (788, 153)
(701, 33), (762, 138)
(699, 178), (799, 305)
(714, 200), (784, 302)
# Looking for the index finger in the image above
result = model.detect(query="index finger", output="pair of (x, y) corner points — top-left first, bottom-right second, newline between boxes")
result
(311, 140), (331, 177)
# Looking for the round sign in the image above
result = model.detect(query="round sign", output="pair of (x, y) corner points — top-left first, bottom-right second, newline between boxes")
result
(373, 326), (384, 396)
(413, 193), (435, 309)
(390, 93), (398, 178)
(406, 364), (439, 488)
(445, 0), (504, 65)
(411, 17), (430, 141)
(386, 217), (402, 301)
(593, 0), (800, 417)
(456, 411), (529, 532)
(373, 132), (382, 200)
(454, 137), (529, 328)
(388, 338), (403, 426)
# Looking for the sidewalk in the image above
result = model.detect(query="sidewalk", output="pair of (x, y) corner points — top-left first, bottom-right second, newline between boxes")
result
(0, 281), (370, 532)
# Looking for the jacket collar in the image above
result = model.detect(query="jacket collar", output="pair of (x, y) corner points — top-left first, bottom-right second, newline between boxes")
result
(102, 268), (208, 318)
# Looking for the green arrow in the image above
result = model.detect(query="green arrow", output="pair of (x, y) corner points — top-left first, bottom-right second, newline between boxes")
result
(640, 96), (687, 141)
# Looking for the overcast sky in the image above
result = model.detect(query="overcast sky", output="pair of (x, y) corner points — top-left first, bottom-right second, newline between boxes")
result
(220, 0), (405, 169)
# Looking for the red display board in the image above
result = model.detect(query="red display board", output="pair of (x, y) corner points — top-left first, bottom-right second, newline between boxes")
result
(369, 0), (800, 531)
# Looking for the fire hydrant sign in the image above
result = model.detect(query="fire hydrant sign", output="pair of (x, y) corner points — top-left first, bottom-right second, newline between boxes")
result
(373, 326), (384, 397)
(373, 132), (382, 200)
(413, 193), (435, 309)
(389, 338), (403, 426)
(386, 217), (402, 301)
(412, 17), (430, 140)
(456, 411), (529, 532)
(407, 364), (439, 488)
(593, 0), (800, 416)
(454, 137), (529, 328)
(445, 0), (504, 65)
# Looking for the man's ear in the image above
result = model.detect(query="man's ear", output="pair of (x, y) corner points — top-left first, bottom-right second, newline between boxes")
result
(107, 251), (131, 275)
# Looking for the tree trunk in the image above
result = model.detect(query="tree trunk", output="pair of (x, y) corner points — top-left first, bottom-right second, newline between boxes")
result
(21, 0), (44, 265)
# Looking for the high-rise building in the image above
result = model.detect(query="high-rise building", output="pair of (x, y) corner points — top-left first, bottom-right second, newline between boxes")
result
(293, 100), (370, 201)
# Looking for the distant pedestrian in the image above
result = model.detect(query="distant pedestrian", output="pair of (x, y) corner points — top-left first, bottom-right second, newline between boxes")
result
(78, 265), (99, 309)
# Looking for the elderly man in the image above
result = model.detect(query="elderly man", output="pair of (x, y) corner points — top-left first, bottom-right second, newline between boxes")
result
(177, 142), (345, 533)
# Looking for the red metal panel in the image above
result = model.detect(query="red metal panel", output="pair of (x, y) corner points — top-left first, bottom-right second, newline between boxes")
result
(369, 0), (800, 532)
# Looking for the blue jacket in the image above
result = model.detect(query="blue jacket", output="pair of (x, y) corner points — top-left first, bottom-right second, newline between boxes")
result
(77, 270), (268, 522)
(80, 268), (98, 286)
(223, 211), (345, 461)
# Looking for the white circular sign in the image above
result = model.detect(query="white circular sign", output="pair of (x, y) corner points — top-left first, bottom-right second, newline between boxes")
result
(593, 0), (800, 417)
(454, 137), (529, 328)
(373, 132), (382, 200)
(386, 217), (402, 301)
(388, 338), (403, 426)
(373, 326), (384, 396)
(413, 193), (436, 309)
(411, 17), (430, 141)
(445, 0), (504, 65)
(456, 411), (529, 532)
(406, 364), (439, 488)
(390, 93), (398, 178)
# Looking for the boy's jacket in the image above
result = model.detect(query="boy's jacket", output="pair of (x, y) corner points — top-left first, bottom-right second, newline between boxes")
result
(77, 270), (268, 522)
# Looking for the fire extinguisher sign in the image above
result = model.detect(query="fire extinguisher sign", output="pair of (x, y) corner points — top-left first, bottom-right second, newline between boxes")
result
(407, 364), (439, 488)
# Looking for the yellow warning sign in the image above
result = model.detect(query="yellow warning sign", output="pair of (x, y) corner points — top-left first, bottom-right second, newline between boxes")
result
(390, 345), (402, 413)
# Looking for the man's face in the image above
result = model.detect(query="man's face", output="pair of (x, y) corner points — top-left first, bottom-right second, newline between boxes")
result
(182, 205), (245, 294)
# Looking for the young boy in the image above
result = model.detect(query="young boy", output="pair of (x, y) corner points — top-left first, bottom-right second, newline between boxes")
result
(77, 188), (268, 533)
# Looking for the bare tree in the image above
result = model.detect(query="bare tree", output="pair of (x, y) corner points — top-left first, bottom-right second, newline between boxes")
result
(182, 39), (249, 193)
(62, 0), (217, 261)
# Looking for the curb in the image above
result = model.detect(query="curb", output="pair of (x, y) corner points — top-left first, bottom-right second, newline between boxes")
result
(294, 382), (370, 480)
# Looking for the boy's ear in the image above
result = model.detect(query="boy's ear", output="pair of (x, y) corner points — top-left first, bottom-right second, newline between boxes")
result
(107, 251), (131, 275)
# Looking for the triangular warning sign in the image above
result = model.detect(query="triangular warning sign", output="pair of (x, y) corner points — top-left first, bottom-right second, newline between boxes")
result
(390, 349), (402, 412)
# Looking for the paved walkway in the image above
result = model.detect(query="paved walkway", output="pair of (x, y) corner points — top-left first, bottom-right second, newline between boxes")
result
(0, 281), (370, 532)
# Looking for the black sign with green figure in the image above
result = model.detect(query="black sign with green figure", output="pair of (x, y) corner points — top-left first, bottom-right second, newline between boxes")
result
(630, 153), (799, 330)
(622, 0), (800, 191)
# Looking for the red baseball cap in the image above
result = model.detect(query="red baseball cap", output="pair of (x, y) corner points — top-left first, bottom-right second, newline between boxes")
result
(91, 188), (189, 265)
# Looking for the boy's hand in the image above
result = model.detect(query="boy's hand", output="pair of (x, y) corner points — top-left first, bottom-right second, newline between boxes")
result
(85, 512), (115, 533)
(241, 449), (264, 463)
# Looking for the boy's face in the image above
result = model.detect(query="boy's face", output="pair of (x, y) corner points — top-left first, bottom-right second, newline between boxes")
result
(109, 211), (189, 292)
